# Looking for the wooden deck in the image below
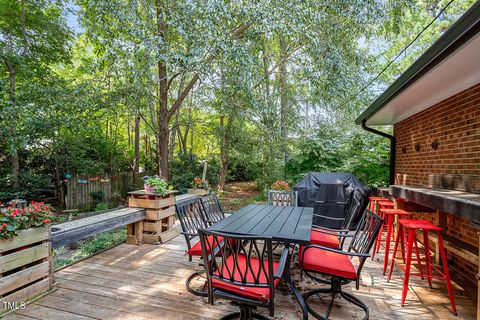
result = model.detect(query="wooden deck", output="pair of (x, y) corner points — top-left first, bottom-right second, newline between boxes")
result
(4, 234), (477, 319)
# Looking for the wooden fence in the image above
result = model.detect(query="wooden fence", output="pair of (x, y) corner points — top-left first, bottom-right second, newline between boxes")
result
(65, 172), (144, 209)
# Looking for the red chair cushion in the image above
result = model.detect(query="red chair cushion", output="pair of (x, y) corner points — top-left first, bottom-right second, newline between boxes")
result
(301, 247), (357, 280)
(212, 254), (280, 302)
(187, 235), (224, 256)
(310, 229), (339, 248)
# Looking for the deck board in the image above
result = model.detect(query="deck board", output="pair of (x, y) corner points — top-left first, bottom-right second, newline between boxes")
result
(5, 232), (476, 319)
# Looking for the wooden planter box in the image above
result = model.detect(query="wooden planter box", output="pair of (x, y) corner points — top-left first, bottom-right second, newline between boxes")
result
(187, 188), (210, 196)
(0, 226), (53, 316)
(127, 190), (179, 245)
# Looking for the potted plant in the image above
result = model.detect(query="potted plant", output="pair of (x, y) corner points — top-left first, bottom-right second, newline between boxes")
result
(143, 175), (172, 195)
(270, 180), (292, 205)
(271, 179), (291, 192)
(188, 177), (210, 195)
(0, 202), (55, 315)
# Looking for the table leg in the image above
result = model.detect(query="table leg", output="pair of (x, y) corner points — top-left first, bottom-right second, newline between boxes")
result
(283, 244), (308, 320)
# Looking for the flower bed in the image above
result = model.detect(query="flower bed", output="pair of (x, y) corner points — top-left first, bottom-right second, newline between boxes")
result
(0, 202), (54, 316)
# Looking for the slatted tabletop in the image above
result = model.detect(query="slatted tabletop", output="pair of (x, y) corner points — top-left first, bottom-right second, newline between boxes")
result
(208, 204), (313, 245)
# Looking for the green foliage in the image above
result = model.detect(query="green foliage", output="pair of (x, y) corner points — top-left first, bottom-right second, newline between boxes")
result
(0, 0), (475, 206)
(287, 127), (390, 188)
(53, 227), (127, 269)
(94, 202), (109, 211)
(144, 176), (171, 194)
(89, 191), (104, 208)
(170, 154), (219, 193)
(0, 172), (53, 201)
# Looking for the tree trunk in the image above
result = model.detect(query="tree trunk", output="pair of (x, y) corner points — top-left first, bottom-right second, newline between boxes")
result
(279, 35), (288, 152)
(217, 113), (234, 192)
(156, 115), (169, 179)
(134, 115), (140, 173)
(155, 0), (169, 179)
(54, 154), (65, 209)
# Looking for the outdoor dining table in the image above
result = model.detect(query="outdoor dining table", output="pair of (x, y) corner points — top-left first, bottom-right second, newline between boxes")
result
(208, 204), (314, 320)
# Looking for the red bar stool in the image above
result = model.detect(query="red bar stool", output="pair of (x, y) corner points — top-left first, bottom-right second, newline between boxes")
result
(368, 196), (387, 212)
(388, 219), (457, 315)
(378, 209), (413, 275)
(371, 200), (395, 260)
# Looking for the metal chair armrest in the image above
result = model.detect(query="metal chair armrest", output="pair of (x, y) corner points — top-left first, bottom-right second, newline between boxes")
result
(274, 247), (290, 279)
(181, 231), (197, 237)
(302, 244), (370, 259)
(313, 214), (345, 221)
(312, 226), (349, 233)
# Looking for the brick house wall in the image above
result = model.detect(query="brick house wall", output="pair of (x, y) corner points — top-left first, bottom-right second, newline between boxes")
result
(392, 83), (480, 283)
(393, 83), (480, 186)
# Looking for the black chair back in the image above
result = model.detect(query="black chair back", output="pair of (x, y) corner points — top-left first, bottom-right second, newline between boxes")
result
(199, 229), (276, 315)
(347, 209), (383, 280)
(200, 194), (225, 225)
(313, 197), (362, 231)
(176, 198), (208, 254)
(267, 190), (298, 207)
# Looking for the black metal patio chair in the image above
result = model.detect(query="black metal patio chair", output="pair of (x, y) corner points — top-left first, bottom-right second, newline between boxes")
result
(299, 209), (383, 320)
(309, 198), (362, 250)
(199, 229), (289, 320)
(200, 193), (226, 225)
(267, 190), (298, 207)
(176, 197), (212, 296)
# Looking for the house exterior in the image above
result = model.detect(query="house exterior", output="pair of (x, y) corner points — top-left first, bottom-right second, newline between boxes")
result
(356, 0), (480, 308)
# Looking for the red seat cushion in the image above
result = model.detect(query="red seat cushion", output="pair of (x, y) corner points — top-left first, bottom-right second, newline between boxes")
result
(212, 254), (280, 302)
(310, 229), (339, 248)
(187, 235), (224, 256)
(301, 247), (357, 280)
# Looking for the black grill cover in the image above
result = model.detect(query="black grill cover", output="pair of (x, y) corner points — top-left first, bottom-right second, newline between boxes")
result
(293, 172), (370, 229)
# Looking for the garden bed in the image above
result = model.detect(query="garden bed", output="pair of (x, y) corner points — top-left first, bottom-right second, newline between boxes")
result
(0, 226), (53, 316)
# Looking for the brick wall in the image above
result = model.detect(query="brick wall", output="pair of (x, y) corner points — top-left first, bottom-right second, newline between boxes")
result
(393, 83), (480, 284)
(394, 83), (480, 186)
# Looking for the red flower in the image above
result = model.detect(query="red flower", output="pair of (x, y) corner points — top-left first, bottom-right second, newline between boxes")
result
(43, 219), (50, 223)
(2, 223), (7, 227)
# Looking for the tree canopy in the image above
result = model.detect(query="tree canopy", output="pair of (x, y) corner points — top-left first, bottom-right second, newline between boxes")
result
(0, 0), (476, 204)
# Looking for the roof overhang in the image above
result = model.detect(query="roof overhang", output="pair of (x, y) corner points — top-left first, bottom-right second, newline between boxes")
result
(356, 1), (480, 126)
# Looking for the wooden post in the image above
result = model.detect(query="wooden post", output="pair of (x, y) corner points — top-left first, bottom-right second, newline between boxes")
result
(127, 190), (179, 245)
(126, 221), (144, 245)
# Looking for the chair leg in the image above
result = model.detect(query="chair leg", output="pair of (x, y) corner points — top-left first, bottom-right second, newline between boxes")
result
(383, 215), (394, 275)
(220, 305), (269, 320)
(402, 229), (415, 307)
(412, 231), (424, 279)
(303, 279), (369, 320)
(303, 285), (335, 320)
(388, 225), (402, 282)
(423, 230), (433, 288)
(437, 232), (457, 316)
(185, 270), (208, 297)
(340, 290), (369, 320)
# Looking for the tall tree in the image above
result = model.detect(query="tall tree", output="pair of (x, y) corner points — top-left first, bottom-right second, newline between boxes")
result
(0, 0), (71, 187)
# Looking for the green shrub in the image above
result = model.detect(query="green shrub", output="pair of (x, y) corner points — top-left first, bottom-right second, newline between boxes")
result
(95, 202), (109, 211)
